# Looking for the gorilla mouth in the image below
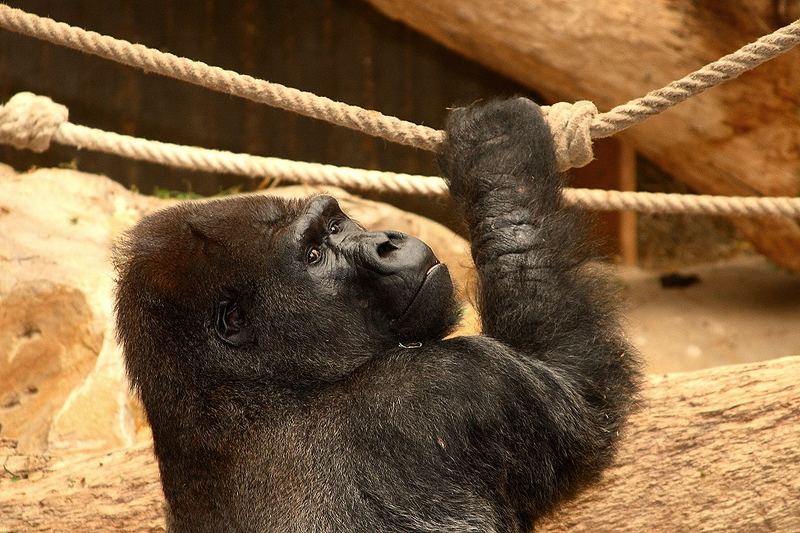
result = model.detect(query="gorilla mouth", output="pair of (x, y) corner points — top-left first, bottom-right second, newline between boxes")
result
(397, 262), (445, 319)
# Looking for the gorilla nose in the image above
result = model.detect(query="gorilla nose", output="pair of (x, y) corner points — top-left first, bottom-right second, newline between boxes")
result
(356, 231), (439, 276)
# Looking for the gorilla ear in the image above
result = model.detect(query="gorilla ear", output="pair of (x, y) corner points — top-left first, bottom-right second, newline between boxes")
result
(215, 297), (255, 347)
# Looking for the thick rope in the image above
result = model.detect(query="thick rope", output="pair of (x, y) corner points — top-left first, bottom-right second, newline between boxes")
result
(1, 4), (798, 171)
(2, 92), (800, 218)
(591, 20), (800, 137)
(0, 5), (444, 152)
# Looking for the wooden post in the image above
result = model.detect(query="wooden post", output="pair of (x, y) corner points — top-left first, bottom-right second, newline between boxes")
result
(570, 137), (638, 265)
(618, 142), (638, 266)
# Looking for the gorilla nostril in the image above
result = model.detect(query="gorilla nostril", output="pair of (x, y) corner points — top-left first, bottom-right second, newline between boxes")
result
(377, 240), (399, 258)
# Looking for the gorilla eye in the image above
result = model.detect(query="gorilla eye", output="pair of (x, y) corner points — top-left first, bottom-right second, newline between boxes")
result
(307, 246), (323, 264)
(328, 220), (341, 234)
(225, 303), (241, 326)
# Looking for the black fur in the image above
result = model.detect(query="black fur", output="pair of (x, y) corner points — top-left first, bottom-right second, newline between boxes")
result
(114, 98), (641, 532)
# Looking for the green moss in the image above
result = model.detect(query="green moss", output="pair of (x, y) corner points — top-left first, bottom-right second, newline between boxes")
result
(151, 186), (240, 200)
(3, 463), (22, 482)
(57, 158), (79, 170)
(152, 187), (204, 200)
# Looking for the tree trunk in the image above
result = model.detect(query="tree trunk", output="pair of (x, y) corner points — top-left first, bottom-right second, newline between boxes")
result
(2, 357), (798, 532)
(365, 0), (800, 271)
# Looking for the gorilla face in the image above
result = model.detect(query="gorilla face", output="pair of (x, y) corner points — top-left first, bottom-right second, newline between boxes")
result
(115, 193), (459, 392)
(281, 195), (455, 344)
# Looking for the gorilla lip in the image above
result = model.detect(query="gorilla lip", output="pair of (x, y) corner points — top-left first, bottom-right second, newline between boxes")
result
(397, 262), (444, 319)
(426, 262), (443, 276)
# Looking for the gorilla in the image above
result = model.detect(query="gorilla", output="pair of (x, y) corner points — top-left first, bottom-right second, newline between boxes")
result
(114, 98), (641, 532)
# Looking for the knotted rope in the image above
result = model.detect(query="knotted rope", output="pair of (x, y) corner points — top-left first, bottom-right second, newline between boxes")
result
(0, 92), (67, 152)
(2, 91), (800, 218)
(542, 101), (598, 171)
(0, 90), (596, 172)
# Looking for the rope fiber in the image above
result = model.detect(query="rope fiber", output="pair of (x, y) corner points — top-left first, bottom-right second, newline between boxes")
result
(1, 6), (800, 217)
(2, 92), (800, 218)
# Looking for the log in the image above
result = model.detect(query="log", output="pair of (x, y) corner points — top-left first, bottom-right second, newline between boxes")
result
(541, 356), (800, 532)
(2, 357), (798, 532)
(365, 0), (800, 271)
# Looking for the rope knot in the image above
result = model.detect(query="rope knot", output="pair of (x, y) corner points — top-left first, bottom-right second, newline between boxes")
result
(0, 92), (68, 152)
(541, 100), (598, 171)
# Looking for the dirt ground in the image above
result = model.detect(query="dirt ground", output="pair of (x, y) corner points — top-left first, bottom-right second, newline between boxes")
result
(619, 256), (800, 374)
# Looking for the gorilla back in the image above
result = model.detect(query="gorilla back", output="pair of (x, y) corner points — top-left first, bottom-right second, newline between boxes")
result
(114, 98), (640, 533)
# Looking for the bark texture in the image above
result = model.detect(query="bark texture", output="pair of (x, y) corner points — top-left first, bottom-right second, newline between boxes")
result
(2, 357), (798, 532)
(540, 356), (800, 532)
(366, 0), (800, 271)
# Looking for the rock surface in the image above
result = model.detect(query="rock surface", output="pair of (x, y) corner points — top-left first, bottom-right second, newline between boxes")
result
(0, 165), (477, 454)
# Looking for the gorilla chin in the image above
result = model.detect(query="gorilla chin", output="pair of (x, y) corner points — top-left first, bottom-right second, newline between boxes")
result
(390, 262), (457, 344)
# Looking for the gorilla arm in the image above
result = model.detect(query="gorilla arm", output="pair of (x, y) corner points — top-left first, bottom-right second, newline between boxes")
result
(439, 97), (641, 436)
(449, 97), (639, 503)
(349, 98), (640, 526)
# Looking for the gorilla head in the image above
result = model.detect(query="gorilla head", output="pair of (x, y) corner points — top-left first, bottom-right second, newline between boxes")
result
(115, 194), (459, 398)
